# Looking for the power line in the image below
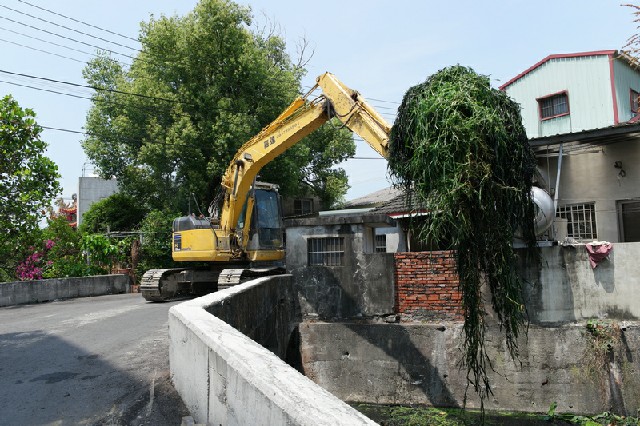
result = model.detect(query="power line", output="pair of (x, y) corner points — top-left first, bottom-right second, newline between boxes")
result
(0, 68), (399, 121)
(0, 78), (88, 99)
(0, 4), (139, 52)
(303, 84), (401, 106)
(0, 14), (135, 60)
(0, 36), (84, 63)
(17, 0), (139, 43)
(0, 68), (187, 105)
(0, 24), (109, 60)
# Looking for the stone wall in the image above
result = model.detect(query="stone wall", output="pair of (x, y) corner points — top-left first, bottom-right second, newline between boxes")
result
(394, 251), (462, 321)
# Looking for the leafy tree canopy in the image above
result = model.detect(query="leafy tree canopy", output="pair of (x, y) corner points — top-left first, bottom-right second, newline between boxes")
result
(82, 0), (354, 213)
(389, 66), (538, 406)
(79, 193), (147, 234)
(0, 95), (60, 279)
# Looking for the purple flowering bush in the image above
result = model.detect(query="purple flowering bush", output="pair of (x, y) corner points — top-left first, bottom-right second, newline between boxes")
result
(15, 240), (55, 281)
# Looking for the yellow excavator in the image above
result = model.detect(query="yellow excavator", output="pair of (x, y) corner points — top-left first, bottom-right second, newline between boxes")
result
(140, 73), (392, 301)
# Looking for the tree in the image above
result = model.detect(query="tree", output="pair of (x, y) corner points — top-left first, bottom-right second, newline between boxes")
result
(0, 95), (60, 281)
(388, 66), (538, 407)
(82, 0), (354, 214)
(623, 3), (640, 65)
(79, 193), (147, 234)
(136, 209), (181, 279)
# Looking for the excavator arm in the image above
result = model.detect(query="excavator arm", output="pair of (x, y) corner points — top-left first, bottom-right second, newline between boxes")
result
(219, 72), (391, 249)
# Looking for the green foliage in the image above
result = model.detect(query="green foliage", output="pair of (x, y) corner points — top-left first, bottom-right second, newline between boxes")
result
(81, 0), (353, 213)
(0, 95), (61, 280)
(388, 66), (538, 405)
(545, 400), (639, 426)
(79, 193), (147, 234)
(41, 216), (85, 278)
(136, 210), (180, 276)
(81, 234), (119, 273)
(583, 319), (621, 381)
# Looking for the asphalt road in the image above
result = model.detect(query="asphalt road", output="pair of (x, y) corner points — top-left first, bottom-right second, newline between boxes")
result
(0, 293), (191, 425)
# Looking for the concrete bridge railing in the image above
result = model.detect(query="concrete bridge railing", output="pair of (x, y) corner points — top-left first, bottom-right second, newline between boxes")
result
(0, 274), (130, 307)
(168, 275), (376, 426)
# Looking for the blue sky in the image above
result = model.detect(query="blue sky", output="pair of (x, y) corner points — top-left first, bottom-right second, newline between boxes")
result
(0, 0), (635, 203)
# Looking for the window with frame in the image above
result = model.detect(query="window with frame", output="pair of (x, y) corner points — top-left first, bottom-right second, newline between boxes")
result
(631, 89), (640, 115)
(308, 237), (344, 266)
(538, 92), (569, 120)
(374, 234), (387, 253)
(294, 198), (313, 215)
(557, 202), (597, 241)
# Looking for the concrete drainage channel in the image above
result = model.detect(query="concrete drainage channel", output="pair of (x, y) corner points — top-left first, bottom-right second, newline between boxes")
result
(168, 274), (376, 425)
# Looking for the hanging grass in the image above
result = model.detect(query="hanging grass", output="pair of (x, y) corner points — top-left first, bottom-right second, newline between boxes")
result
(388, 65), (539, 407)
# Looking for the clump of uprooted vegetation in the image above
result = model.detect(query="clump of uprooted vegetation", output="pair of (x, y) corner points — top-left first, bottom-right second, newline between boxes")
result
(388, 65), (539, 407)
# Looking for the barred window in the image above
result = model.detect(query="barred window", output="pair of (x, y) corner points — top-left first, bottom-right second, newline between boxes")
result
(374, 234), (387, 253)
(539, 92), (569, 120)
(557, 202), (597, 241)
(308, 237), (344, 266)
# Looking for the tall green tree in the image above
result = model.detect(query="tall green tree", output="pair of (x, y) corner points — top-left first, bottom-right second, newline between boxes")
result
(82, 0), (354, 213)
(0, 95), (60, 281)
(79, 193), (147, 234)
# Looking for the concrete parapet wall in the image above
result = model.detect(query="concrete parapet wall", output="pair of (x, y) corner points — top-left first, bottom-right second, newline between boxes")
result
(300, 321), (640, 416)
(391, 243), (640, 324)
(0, 275), (129, 307)
(524, 243), (640, 323)
(168, 275), (376, 426)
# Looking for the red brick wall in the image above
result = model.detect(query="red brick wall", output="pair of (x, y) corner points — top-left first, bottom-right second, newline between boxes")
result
(394, 251), (463, 321)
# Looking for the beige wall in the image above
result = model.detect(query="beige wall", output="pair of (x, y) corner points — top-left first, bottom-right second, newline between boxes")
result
(537, 140), (640, 243)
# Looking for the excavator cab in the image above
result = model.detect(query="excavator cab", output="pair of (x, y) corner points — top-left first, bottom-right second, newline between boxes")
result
(171, 182), (284, 263)
(237, 182), (284, 254)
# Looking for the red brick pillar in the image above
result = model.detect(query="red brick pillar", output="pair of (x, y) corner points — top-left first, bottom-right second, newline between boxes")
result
(394, 251), (463, 321)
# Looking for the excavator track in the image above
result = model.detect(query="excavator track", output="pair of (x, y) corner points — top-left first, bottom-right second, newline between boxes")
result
(140, 268), (186, 302)
(141, 266), (286, 301)
(218, 267), (285, 290)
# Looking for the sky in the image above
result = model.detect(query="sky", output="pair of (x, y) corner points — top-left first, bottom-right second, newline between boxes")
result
(0, 0), (636, 205)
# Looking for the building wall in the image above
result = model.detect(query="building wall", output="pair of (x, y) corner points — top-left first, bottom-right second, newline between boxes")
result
(614, 57), (640, 122)
(77, 177), (118, 226)
(392, 244), (640, 324)
(537, 141), (640, 243)
(505, 55), (614, 138)
(285, 214), (397, 319)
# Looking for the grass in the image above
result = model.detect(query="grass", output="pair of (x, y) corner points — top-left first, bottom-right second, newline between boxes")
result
(351, 404), (640, 426)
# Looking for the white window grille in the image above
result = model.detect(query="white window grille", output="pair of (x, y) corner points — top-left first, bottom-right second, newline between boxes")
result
(557, 202), (597, 241)
(374, 234), (387, 253)
(308, 237), (344, 266)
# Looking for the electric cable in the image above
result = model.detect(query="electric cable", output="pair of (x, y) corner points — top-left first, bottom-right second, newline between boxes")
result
(0, 14), (135, 60)
(0, 4), (139, 51)
(17, 0), (139, 43)
(0, 36), (84, 63)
